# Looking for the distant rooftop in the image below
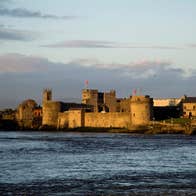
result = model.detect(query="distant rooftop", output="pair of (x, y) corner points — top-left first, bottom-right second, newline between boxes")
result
(183, 97), (196, 103)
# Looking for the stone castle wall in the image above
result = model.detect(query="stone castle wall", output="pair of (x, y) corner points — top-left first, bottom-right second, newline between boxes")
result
(118, 98), (131, 112)
(56, 110), (130, 129)
(69, 109), (85, 128)
(57, 112), (69, 129)
(41, 89), (152, 129)
(42, 97), (153, 129)
(84, 112), (130, 128)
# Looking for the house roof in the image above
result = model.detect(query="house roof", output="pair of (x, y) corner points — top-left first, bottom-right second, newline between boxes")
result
(183, 97), (196, 103)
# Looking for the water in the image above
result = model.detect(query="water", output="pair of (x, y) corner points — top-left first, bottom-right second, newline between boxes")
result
(0, 131), (196, 195)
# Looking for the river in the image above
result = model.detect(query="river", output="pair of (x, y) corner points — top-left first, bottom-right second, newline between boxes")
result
(0, 131), (196, 195)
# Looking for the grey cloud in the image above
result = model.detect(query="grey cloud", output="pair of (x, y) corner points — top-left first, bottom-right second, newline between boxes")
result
(71, 58), (176, 78)
(0, 28), (36, 41)
(43, 40), (181, 49)
(0, 53), (195, 108)
(189, 44), (196, 48)
(0, 54), (187, 79)
(44, 40), (119, 48)
(0, 54), (50, 72)
(0, 0), (12, 6)
(0, 7), (76, 19)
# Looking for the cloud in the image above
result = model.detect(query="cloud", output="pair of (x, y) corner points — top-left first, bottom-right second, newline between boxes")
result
(0, 53), (195, 109)
(71, 58), (186, 79)
(189, 44), (196, 48)
(0, 0), (75, 20)
(0, 0), (12, 6)
(43, 40), (181, 49)
(0, 53), (187, 79)
(44, 40), (121, 48)
(0, 7), (76, 19)
(0, 54), (50, 73)
(0, 28), (36, 41)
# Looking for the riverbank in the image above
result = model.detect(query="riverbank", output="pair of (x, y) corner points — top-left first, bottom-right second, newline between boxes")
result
(36, 123), (196, 135)
(1, 119), (196, 135)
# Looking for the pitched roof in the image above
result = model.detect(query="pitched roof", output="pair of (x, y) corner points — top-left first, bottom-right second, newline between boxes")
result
(183, 97), (196, 103)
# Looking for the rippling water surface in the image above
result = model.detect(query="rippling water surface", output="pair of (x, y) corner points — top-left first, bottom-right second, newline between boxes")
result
(0, 131), (196, 195)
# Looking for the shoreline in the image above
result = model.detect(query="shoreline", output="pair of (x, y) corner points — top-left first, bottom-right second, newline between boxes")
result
(1, 119), (196, 135)
(0, 126), (196, 135)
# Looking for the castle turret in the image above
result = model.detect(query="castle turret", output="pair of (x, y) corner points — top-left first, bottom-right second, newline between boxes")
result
(104, 90), (117, 112)
(42, 89), (52, 105)
(130, 95), (153, 125)
(82, 89), (98, 112)
(42, 89), (61, 127)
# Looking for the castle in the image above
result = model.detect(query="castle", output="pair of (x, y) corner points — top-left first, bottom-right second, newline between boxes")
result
(42, 88), (153, 129)
(13, 88), (196, 130)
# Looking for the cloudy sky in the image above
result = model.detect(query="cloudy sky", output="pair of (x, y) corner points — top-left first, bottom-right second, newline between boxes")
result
(0, 0), (196, 108)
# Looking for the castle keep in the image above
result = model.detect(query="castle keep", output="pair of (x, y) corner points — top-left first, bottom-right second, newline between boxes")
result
(41, 88), (153, 129)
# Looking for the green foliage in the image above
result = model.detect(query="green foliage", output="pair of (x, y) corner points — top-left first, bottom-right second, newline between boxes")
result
(164, 118), (191, 126)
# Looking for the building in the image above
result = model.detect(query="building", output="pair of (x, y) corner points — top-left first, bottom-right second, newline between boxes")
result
(153, 97), (185, 120)
(16, 99), (38, 128)
(82, 89), (117, 112)
(15, 88), (153, 129)
(0, 109), (16, 121)
(130, 95), (153, 125)
(116, 98), (131, 113)
(42, 89), (93, 128)
(183, 97), (196, 118)
(32, 106), (43, 128)
(153, 98), (182, 107)
(43, 89), (153, 129)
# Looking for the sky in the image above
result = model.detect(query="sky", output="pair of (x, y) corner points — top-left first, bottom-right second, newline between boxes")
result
(0, 0), (196, 109)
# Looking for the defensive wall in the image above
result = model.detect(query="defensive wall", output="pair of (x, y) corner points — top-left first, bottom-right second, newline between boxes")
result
(84, 112), (130, 128)
(57, 112), (69, 129)
(15, 89), (196, 133)
(57, 111), (130, 129)
(42, 89), (153, 129)
(69, 109), (85, 128)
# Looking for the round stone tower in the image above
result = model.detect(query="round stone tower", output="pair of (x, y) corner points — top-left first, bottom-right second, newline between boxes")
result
(42, 101), (61, 127)
(16, 99), (37, 128)
(130, 95), (153, 125)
